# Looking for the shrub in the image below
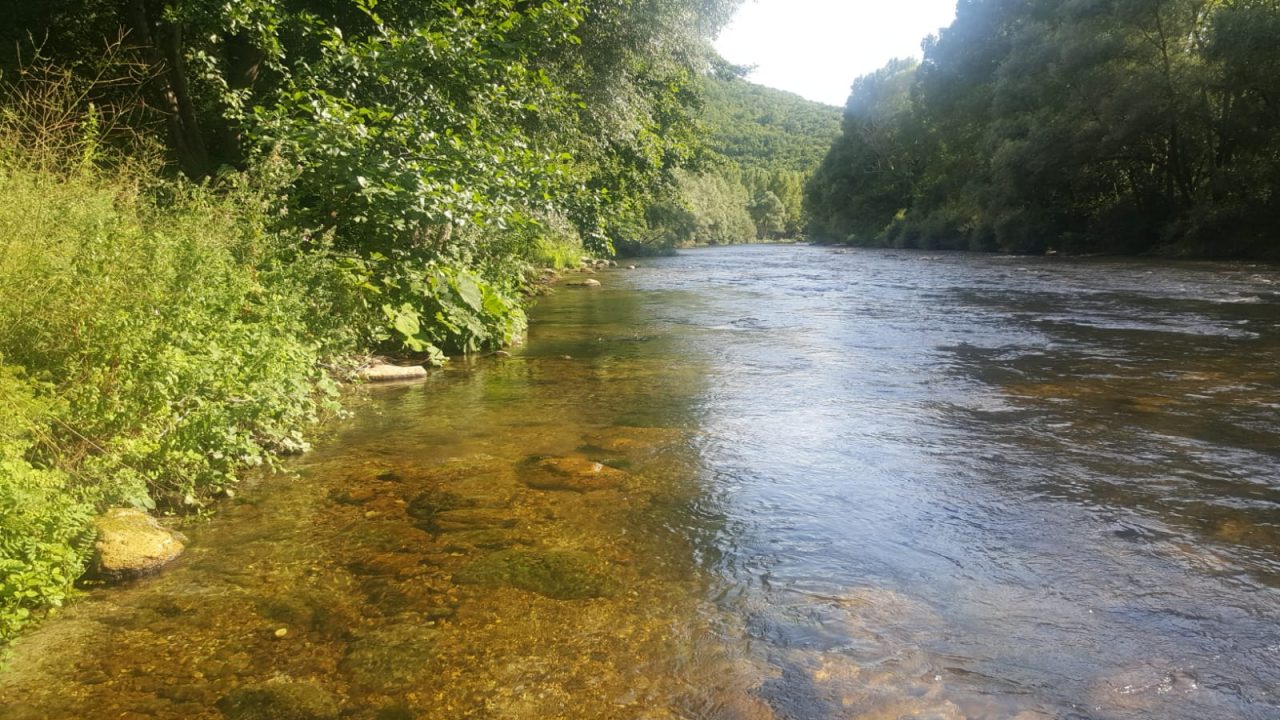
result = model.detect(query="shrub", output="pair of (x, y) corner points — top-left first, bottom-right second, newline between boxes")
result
(370, 259), (527, 360)
(0, 156), (349, 509)
(0, 363), (94, 642)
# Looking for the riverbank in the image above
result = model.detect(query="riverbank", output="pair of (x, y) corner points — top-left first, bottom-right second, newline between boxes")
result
(0, 276), (743, 718)
(0, 152), (600, 642)
(807, 236), (1280, 263)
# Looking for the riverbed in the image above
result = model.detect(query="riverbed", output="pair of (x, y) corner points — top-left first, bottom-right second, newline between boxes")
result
(2, 245), (1277, 719)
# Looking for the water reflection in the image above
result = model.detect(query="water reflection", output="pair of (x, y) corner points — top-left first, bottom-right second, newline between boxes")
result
(2, 246), (1279, 719)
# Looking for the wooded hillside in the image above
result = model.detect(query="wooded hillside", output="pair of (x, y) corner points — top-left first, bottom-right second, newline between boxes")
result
(807, 0), (1280, 257)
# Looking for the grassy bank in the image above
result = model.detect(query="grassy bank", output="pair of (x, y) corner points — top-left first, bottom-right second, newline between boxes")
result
(0, 155), (350, 638)
(0, 147), (582, 641)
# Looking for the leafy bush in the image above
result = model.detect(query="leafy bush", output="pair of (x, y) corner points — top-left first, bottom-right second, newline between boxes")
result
(0, 363), (94, 642)
(0, 125), (533, 641)
(526, 212), (585, 271)
(0, 157), (347, 509)
(364, 258), (527, 360)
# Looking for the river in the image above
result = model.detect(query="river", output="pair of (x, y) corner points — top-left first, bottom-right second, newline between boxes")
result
(2, 245), (1278, 719)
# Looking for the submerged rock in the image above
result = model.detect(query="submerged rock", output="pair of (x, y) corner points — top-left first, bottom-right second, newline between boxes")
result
(454, 549), (621, 600)
(347, 551), (426, 579)
(216, 680), (340, 720)
(340, 624), (441, 690)
(521, 456), (628, 493)
(440, 529), (536, 552)
(92, 508), (185, 580)
(428, 508), (518, 533)
(347, 522), (433, 553)
(568, 278), (602, 288)
(358, 364), (428, 382)
(406, 489), (479, 532)
(581, 426), (679, 455)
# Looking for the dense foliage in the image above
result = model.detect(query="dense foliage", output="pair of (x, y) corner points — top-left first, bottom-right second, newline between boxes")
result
(0, 154), (351, 640)
(0, 0), (742, 639)
(807, 0), (1280, 257)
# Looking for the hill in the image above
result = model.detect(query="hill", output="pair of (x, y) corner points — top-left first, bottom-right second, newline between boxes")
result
(701, 77), (842, 174)
(648, 77), (841, 247)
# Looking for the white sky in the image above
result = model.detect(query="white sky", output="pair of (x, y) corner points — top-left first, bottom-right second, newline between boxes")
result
(714, 0), (958, 107)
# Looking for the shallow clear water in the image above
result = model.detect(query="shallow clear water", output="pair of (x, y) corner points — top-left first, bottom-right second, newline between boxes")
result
(2, 245), (1278, 719)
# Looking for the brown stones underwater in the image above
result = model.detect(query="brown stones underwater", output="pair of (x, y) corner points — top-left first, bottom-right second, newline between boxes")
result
(519, 455), (630, 493)
(454, 549), (623, 600)
(0, 409), (710, 718)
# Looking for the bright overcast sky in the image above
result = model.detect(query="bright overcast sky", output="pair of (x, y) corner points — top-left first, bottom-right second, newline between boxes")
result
(714, 0), (958, 107)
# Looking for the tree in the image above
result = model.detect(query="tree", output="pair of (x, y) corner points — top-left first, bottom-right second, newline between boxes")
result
(748, 191), (787, 239)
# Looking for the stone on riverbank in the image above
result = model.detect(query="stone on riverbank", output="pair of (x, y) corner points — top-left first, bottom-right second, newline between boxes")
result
(568, 278), (602, 288)
(358, 364), (428, 382)
(92, 508), (185, 580)
(215, 680), (340, 720)
(454, 549), (621, 600)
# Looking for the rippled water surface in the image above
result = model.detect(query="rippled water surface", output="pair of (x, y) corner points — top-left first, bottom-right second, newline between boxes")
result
(3, 246), (1279, 719)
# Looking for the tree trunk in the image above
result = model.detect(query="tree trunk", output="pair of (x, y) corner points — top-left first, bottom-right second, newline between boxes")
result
(125, 0), (210, 178)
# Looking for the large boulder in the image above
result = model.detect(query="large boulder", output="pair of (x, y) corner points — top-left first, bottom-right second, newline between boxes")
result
(92, 508), (185, 580)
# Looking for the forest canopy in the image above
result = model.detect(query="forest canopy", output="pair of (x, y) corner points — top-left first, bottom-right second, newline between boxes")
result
(806, 0), (1280, 257)
(3, 0), (745, 257)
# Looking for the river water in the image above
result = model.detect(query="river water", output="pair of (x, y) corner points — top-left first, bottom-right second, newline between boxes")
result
(2, 245), (1278, 719)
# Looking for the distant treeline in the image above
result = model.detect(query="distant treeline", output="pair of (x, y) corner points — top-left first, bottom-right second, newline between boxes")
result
(807, 0), (1280, 257)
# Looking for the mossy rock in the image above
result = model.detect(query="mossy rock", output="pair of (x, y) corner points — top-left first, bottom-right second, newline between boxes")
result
(428, 508), (518, 533)
(216, 681), (340, 720)
(440, 529), (535, 552)
(454, 549), (621, 600)
(340, 624), (441, 690)
(406, 489), (475, 530)
(346, 522), (433, 553)
(92, 508), (186, 580)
